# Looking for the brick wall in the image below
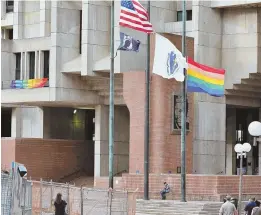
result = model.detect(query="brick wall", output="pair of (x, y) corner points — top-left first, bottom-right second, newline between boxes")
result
(94, 174), (261, 201)
(1, 138), (16, 170)
(123, 34), (194, 174)
(1, 138), (94, 181)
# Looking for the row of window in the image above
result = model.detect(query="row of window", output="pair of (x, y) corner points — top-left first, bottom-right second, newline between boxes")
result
(15, 51), (49, 80)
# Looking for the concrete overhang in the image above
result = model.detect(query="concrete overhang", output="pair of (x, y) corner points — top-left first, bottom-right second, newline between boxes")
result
(1, 88), (55, 104)
(1, 87), (103, 106)
(61, 55), (81, 74)
(211, 0), (261, 8)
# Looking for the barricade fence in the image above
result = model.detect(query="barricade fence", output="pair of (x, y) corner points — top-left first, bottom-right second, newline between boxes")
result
(1, 171), (33, 215)
(1, 172), (12, 215)
(32, 179), (136, 215)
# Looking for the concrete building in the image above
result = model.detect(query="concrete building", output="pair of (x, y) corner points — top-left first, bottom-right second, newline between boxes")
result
(1, 0), (261, 191)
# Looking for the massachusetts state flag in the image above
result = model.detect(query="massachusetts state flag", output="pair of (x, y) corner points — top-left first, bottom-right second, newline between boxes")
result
(152, 34), (187, 82)
(117, 32), (140, 52)
(119, 0), (153, 34)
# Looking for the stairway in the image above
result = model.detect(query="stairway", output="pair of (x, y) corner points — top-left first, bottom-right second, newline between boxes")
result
(136, 200), (248, 215)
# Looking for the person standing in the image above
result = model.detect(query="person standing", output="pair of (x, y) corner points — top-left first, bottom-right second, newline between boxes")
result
(219, 195), (237, 215)
(54, 193), (67, 215)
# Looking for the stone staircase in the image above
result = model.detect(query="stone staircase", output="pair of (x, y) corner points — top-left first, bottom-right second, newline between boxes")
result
(136, 200), (248, 215)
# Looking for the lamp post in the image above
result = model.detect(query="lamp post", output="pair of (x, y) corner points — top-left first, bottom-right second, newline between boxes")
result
(248, 121), (261, 146)
(234, 142), (252, 214)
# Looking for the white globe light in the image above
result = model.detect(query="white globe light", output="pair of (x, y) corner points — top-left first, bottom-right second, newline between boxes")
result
(234, 144), (243, 153)
(242, 142), (252, 153)
(248, 121), (261, 137)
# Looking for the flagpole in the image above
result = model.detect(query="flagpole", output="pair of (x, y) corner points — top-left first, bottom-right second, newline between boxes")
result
(181, 0), (187, 202)
(109, 0), (115, 189)
(144, 0), (150, 200)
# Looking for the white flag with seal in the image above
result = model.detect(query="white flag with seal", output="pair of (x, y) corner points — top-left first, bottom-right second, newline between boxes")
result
(152, 33), (188, 82)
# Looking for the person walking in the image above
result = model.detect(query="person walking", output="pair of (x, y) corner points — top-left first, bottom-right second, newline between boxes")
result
(245, 198), (257, 215)
(54, 193), (67, 215)
(251, 200), (261, 215)
(219, 195), (237, 215)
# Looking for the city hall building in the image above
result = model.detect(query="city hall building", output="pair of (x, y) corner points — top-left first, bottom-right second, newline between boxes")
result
(1, 0), (261, 199)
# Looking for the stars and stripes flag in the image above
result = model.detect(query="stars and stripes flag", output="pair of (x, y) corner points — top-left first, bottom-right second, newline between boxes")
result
(119, 0), (153, 34)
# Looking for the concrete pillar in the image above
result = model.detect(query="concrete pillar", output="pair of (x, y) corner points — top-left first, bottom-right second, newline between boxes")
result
(21, 107), (44, 138)
(13, 0), (23, 39)
(246, 112), (253, 175)
(38, 51), (44, 78)
(226, 108), (236, 175)
(1, 0), (6, 18)
(24, 52), (29, 79)
(34, 51), (38, 79)
(94, 105), (109, 177)
(192, 2), (225, 174)
(40, 0), (51, 37)
(11, 108), (21, 138)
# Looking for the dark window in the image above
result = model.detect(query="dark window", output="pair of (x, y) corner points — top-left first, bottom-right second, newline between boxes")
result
(43, 51), (49, 79)
(79, 10), (82, 54)
(187, 10), (192, 21)
(177, 10), (192, 21)
(29, 52), (35, 79)
(15, 53), (21, 80)
(177, 11), (182, 22)
(1, 108), (12, 137)
(7, 29), (13, 40)
(6, 0), (14, 13)
(172, 94), (189, 131)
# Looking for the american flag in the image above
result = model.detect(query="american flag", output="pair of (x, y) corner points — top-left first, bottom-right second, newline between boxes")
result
(119, 0), (153, 34)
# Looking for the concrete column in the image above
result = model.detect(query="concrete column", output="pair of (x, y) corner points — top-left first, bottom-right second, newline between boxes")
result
(38, 51), (44, 78)
(40, 0), (51, 37)
(226, 108), (236, 175)
(81, 2), (89, 76)
(20, 107), (44, 138)
(13, 0), (23, 39)
(24, 52), (29, 79)
(246, 112), (253, 175)
(34, 51), (38, 79)
(1, 0), (6, 18)
(11, 108), (21, 138)
(94, 105), (109, 177)
(192, 2), (225, 174)
(19, 52), (23, 80)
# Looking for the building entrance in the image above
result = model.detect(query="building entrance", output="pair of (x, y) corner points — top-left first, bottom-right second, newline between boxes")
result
(226, 106), (259, 175)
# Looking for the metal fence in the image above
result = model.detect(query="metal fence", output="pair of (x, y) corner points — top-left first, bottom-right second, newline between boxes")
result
(31, 179), (135, 215)
(1, 172), (12, 215)
(1, 171), (33, 215)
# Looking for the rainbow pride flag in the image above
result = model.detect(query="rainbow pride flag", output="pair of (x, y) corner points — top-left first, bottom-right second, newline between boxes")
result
(187, 58), (226, 97)
(10, 78), (48, 89)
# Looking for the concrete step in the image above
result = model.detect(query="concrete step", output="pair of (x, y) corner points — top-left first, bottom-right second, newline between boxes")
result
(136, 199), (248, 215)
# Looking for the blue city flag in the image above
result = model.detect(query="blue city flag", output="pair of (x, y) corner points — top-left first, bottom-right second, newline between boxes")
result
(117, 32), (141, 52)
